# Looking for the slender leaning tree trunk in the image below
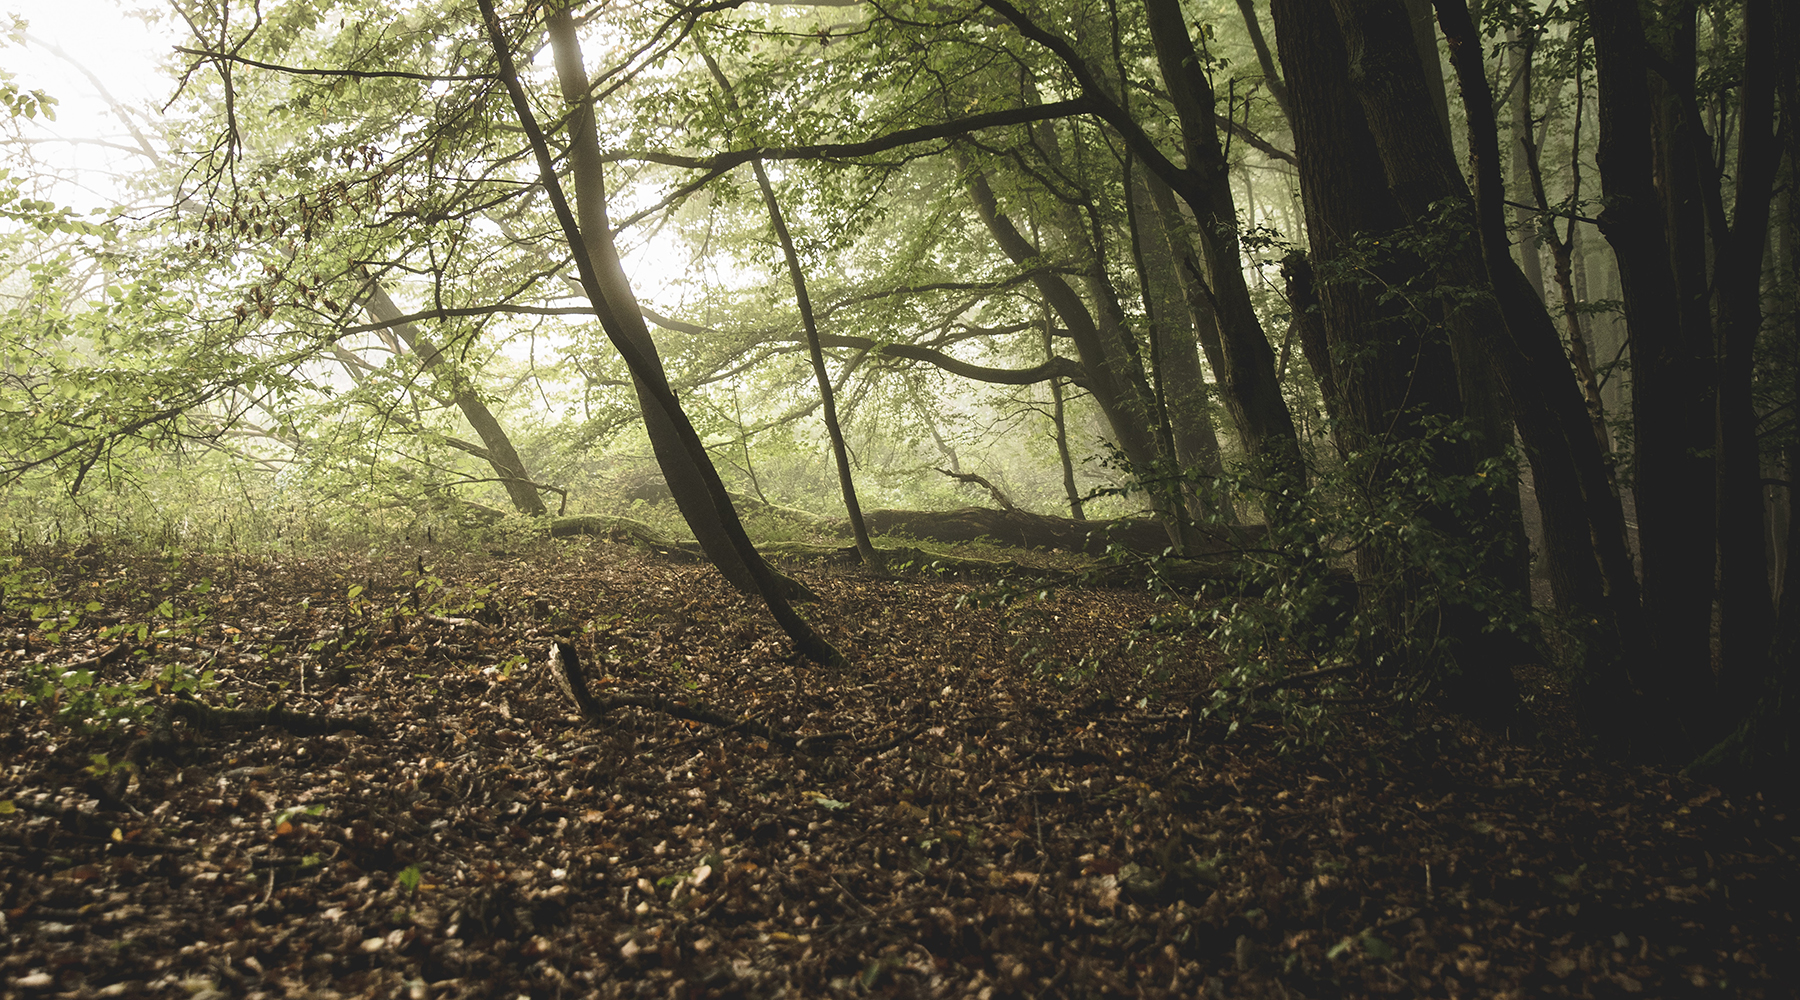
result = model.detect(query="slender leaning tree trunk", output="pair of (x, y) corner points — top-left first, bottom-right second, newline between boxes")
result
(750, 157), (880, 567)
(540, 5), (808, 601)
(494, 1), (843, 666)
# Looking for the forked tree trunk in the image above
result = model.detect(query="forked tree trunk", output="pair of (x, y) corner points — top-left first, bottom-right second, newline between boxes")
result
(1271, 0), (1521, 721)
(1589, 0), (1718, 703)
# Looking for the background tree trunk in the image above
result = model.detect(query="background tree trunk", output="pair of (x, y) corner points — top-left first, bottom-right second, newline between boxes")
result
(354, 275), (547, 517)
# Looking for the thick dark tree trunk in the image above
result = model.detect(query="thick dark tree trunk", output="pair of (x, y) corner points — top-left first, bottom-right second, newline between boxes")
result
(1320, 0), (1646, 746)
(1589, 0), (1718, 705)
(1278, 253), (1342, 433)
(1271, 0), (1524, 720)
(1710, 0), (1781, 718)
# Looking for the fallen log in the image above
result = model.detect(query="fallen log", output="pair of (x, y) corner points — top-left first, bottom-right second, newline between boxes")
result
(853, 506), (1260, 557)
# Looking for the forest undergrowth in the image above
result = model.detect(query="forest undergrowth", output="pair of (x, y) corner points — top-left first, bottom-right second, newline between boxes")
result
(0, 537), (1795, 999)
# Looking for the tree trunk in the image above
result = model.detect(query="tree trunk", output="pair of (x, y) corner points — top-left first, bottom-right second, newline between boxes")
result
(1402, 0), (1452, 141)
(1323, 0), (1647, 745)
(750, 157), (880, 568)
(354, 274), (548, 517)
(1272, 0), (1524, 720)
(542, 7), (799, 600)
(1508, 30), (1546, 303)
(962, 165), (1187, 549)
(1044, 315), (1086, 521)
(1710, 0), (1781, 719)
(1129, 169), (1230, 522)
(1142, 0), (1306, 493)
(516, 2), (842, 666)
(1589, 0), (1719, 708)
(1232, 0), (1293, 122)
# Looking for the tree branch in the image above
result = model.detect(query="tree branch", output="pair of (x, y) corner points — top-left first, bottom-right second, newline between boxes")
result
(601, 99), (1097, 169)
(173, 46), (495, 82)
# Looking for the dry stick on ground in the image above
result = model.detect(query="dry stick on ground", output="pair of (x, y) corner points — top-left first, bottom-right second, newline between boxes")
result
(548, 642), (917, 754)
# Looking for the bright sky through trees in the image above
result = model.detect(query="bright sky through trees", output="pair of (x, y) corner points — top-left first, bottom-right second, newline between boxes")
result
(3, 1), (174, 211)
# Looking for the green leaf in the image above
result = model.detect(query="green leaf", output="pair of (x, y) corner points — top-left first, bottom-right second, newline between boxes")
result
(1360, 932), (1395, 960)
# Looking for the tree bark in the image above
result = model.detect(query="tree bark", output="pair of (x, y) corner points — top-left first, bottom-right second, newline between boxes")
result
(962, 165), (1186, 548)
(1508, 30), (1546, 303)
(1272, 0), (1526, 720)
(1044, 315), (1086, 521)
(1141, 0), (1306, 492)
(1129, 168), (1230, 522)
(1710, 0), (1781, 716)
(514, 1), (843, 666)
(1321, 0), (1646, 745)
(353, 274), (548, 517)
(751, 156), (880, 568)
(1402, 0), (1452, 141)
(542, 5), (799, 600)
(1232, 0), (1293, 123)
(1589, 0), (1719, 706)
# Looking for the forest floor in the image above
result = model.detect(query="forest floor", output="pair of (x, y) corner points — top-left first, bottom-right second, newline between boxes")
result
(0, 536), (1795, 1000)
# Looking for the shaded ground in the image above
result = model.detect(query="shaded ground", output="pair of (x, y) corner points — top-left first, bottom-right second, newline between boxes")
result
(1, 538), (1795, 999)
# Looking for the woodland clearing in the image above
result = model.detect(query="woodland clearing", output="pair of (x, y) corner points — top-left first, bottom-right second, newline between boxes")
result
(0, 537), (1795, 999)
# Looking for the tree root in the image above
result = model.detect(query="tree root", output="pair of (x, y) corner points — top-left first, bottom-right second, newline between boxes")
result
(548, 642), (917, 755)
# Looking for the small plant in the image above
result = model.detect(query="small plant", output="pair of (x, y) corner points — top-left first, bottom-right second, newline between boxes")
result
(8, 657), (217, 734)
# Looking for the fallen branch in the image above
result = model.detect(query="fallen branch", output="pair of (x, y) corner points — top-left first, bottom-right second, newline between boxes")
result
(98, 695), (381, 805)
(548, 642), (917, 754)
(162, 694), (381, 737)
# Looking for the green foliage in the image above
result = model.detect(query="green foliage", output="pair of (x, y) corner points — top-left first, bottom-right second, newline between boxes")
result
(1, 555), (219, 731)
(1185, 421), (1534, 741)
(8, 655), (217, 734)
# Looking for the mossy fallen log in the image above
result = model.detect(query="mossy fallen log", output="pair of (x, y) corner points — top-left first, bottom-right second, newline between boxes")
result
(853, 506), (1259, 557)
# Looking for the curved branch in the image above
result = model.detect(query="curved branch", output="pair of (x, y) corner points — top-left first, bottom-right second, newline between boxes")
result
(638, 308), (1091, 388)
(173, 45), (495, 82)
(601, 98), (1097, 169)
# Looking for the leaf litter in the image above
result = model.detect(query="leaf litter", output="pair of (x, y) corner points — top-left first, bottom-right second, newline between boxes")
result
(1, 538), (1795, 999)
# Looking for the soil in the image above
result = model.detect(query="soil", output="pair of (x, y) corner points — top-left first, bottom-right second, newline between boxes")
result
(0, 538), (1794, 999)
